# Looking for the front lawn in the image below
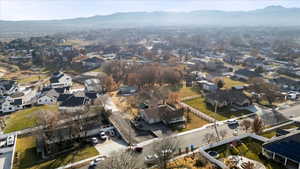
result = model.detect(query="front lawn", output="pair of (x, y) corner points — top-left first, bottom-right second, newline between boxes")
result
(14, 136), (99, 169)
(183, 97), (252, 121)
(4, 105), (59, 133)
(180, 112), (209, 132)
(207, 137), (284, 169)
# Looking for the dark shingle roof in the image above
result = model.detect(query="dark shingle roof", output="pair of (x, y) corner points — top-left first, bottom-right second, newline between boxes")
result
(206, 89), (250, 105)
(57, 94), (73, 102)
(60, 96), (87, 107)
(235, 69), (261, 78)
(12, 99), (22, 106)
(50, 72), (64, 83)
(85, 92), (98, 99)
(263, 132), (300, 163)
(0, 79), (16, 91)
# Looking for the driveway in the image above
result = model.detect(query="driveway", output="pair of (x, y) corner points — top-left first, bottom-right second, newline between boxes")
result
(94, 138), (127, 156)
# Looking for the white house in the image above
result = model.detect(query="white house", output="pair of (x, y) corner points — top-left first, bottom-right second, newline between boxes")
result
(50, 72), (72, 88)
(197, 80), (218, 91)
(37, 89), (59, 105)
(0, 96), (23, 113)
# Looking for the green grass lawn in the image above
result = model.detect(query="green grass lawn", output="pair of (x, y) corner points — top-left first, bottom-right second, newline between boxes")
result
(183, 97), (252, 121)
(165, 84), (201, 98)
(207, 137), (284, 169)
(14, 136), (99, 169)
(17, 75), (47, 84)
(4, 105), (59, 133)
(178, 112), (209, 132)
(222, 77), (246, 89)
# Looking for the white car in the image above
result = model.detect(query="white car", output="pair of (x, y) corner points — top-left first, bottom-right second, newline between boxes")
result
(6, 135), (14, 146)
(91, 137), (98, 144)
(99, 132), (108, 140)
(89, 157), (105, 167)
(161, 149), (173, 156)
(144, 154), (158, 165)
(226, 120), (238, 125)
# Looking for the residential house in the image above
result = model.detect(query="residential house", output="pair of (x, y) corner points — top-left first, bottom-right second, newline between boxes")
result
(84, 79), (104, 93)
(0, 80), (19, 96)
(234, 69), (261, 81)
(0, 96), (23, 113)
(272, 77), (300, 91)
(50, 72), (72, 88)
(81, 57), (104, 70)
(140, 104), (186, 127)
(37, 89), (59, 105)
(197, 80), (218, 92)
(262, 131), (300, 169)
(205, 89), (251, 108)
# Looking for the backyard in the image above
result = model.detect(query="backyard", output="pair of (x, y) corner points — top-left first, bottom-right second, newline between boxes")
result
(4, 105), (59, 133)
(207, 137), (284, 169)
(165, 83), (201, 99)
(183, 97), (252, 121)
(220, 77), (246, 89)
(14, 135), (99, 169)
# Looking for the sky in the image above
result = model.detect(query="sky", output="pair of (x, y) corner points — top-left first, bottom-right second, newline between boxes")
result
(1, 0), (300, 21)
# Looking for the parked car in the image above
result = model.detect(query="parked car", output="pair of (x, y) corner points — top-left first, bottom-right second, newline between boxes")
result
(99, 132), (108, 140)
(89, 157), (105, 167)
(144, 154), (158, 165)
(128, 144), (143, 153)
(91, 137), (98, 144)
(208, 151), (219, 158)
(226, 119), (238, 125)
(6, 135), (14, 146)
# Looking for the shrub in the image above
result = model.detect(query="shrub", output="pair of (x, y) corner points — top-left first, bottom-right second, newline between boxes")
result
(194, 155), (207, 167)
(231, 146), (239, 155)
(239, 143), (249, 152)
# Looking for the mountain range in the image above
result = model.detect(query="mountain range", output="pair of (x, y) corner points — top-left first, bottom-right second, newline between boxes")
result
(1, 6), (300, 35)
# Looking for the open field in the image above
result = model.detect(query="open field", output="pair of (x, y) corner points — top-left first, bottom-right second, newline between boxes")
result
(207, 137), (283, 169)
(183, 97), (252, 121)
(4, 105), (59, 133)
(14, 136), (99, 169)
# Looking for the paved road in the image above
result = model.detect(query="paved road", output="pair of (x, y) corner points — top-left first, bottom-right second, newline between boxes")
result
(79, 120), (244, 169)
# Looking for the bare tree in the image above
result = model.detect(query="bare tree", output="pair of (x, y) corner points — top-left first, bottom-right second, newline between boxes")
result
(249, 78), (283, 106)
(241, 119), (252, 132)
(97, 151), (139, 169)
(203, 133), (217, 144)
(252, 116), (264, 134)
(241, 161), (255, 169)
(219, 130), (227, 140)
(103, 75), (117, 92)
(151, 136), (180, 169)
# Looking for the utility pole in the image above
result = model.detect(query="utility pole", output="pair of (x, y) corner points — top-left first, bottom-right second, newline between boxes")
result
(214, 101), (220, 141)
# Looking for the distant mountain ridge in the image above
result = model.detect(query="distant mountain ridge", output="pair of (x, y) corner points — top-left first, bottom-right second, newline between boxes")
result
(1, 6), (300, 35)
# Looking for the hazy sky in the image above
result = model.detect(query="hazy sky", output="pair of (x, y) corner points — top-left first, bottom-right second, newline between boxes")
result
(1, 0), (300, 21)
